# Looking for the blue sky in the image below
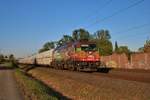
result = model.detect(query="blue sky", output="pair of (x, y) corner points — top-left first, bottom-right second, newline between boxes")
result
(0, 0), (150, 57)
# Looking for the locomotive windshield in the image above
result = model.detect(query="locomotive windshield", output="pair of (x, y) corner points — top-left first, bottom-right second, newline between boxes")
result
(81, 44), (97, 51)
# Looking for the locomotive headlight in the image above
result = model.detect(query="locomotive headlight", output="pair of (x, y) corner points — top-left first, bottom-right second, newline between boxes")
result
(89, 51), (92, 54)
(81, 58), (85, 61)
(96, 58), (99, 61)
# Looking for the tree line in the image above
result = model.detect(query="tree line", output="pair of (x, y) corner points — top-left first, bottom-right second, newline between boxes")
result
(138, 39), (150, 53)
(39, 28), (113, 55)
(0, 54), (15, 64)
(39, 28), (150, 56)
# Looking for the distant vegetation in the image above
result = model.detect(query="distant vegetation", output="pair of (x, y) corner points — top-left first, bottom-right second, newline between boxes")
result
(138, 39), (150, 53)
(0, 54), (18, 68)
(39, 28), (150, 55)
(39, 42), (55, 53)
(39, 28), (114, 56)
(0, 54), (15, 63)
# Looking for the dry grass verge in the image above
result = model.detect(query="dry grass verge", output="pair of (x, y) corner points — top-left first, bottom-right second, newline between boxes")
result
(14, 69), (60, 100)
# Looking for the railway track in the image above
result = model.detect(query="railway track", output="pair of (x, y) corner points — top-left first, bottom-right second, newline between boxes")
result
(93, 70), (150, 83)
(20, 64), (150, 84)
(70, 68), (150, 83)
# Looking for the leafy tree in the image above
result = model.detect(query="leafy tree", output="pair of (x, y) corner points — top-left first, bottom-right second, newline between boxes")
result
(138, 47), (144, 52)
(8, 54), (18, 67)
(115, 41), (119, 52)
(39, 42), (55, 53)
(43, 42), (55, 49)
(0, 54), (4, 62)
(96, 29), (111, 40)
(138, 39), (150, 53)
(97, 39), (113, 56)
(117, 46), (130, 54)
(89, 34), (96, 41)
(5, 56), (8, 59)
(56, 35), (73, 47)
(57, 39), (64, 47)
(95, 29), (113, 56)
(117, 46), (131, 60)
(78, 28), (90, 40)
(0, 54), (4, 59)
(72, 30), (78, 41)
(9, 54), (15, 61)
(72, 28), (90, 41)
(144, 39), (150, 52)
(63, 35), (73, 43)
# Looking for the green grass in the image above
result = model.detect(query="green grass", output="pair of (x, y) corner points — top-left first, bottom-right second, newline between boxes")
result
(0, 61), (20, 69)
(0, 62), (13, 68)
(14, 69), (58, 100)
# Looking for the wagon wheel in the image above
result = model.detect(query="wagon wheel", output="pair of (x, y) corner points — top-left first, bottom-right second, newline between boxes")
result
(55, 63), (60, 69)
(61, 64), (64, 70)
(58, 63), (63, 70)
(63, 63), (68, 70)
(76, 66), (81, 72)
(69, 64), (75, 71)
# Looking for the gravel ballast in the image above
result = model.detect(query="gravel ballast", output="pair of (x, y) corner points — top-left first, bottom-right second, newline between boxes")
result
(26, 67), (150, 100)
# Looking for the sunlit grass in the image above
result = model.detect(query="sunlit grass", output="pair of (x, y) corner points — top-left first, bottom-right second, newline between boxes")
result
(14, 69), (58, 100)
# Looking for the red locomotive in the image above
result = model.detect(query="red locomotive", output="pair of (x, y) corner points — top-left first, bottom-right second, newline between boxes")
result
(52, 40), (100, 71)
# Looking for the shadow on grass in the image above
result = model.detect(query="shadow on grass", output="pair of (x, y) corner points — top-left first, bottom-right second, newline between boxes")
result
(97, 68), (113, 73)
(18, 64), (37, 72)
(38, 80), (72, 100)
(20, 65), (53, 73)
(24, 72), (72, 100)
(25, 65), (36, 72)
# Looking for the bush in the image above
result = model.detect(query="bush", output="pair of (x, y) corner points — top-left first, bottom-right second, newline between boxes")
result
(11, 61), (18, 68)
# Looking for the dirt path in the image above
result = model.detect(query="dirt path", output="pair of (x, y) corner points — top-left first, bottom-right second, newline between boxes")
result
(0, 67), (23, 100)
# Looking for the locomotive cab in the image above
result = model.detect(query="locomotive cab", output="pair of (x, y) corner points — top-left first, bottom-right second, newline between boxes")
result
(73, 41), (100, 71)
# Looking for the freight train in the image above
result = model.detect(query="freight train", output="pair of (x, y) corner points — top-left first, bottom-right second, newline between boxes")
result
(18, 41), (101, 71)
